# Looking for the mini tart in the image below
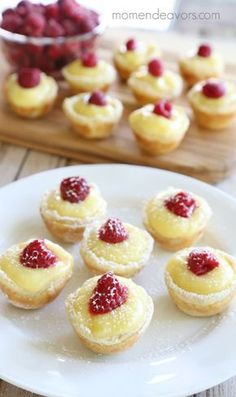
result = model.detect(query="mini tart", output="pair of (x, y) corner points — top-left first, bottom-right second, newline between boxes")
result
(144, 188), (212, 251)
(0, 239), (73, 309)
(165, 247), (236, 316)
(114, 40), (161, 80)
(188, 79), (236, 130)
(40, 176), (107, 243)
(80, 219), (154, 277)
(129, 103), (190, 155)
(5, 72), (58, 119)
(63, 92), (123, 139)
(128, 66), (183, 105)
(62, 59), (116, 93)
(179, 49), (224, 87)
(65, 274), (154, 353)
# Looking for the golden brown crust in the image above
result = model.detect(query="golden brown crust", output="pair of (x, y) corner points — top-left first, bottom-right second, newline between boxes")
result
(179, 63), (221, 87)
(113, 58), (132, 81)
(166, 284), (236, 317)
(144, 218), (204, 251)
(0, 267), (73, 310)
(40, 208), (85, 243)
(133, 131), (183, 155)
(66, 117), (116, 140)
(67, 82), (110, 95)
(130, 88), (165, 105)
(190, 102), (236, 130)
(6, 96), (56, 119)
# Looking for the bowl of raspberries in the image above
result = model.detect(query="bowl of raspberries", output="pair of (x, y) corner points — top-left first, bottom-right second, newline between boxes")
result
(0, 0), (104, 77)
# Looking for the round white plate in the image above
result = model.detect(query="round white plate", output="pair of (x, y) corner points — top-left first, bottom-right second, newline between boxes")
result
(0, 164), (236, 397)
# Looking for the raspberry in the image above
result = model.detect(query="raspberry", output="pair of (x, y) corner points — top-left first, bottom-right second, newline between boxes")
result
(202, 81), (226, 99)
(99, 218), (128, 244)
(148, 58), (164, 77)
(79, 17), (96, 33)
(45, 3), (59, 19)
(20, 239), (57, 269)
(81, 52), (98, 67)
(126, 38), (138, 51)
(89, 272), (128, 315)
(59, 0), (79, 18)
(18, 68), (41, 88)
(16, 1), (32, 17)
(1, 14), (23, 33)
(153, 100), (172, 119)
(165, 191), (197, 218)
(24, 12), (46, 37)
(197, 44), (212, 58)
(61, 19), (78, 36)
(45, 19), (65, 37)
(48, 44), (62, 59)
(187, 248), (219, 276)
(88, 91), (107, 106)
(60, 176), (90, 203)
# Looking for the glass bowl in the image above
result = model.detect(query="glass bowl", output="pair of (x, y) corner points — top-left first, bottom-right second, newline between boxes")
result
(0, 2), (105, 78)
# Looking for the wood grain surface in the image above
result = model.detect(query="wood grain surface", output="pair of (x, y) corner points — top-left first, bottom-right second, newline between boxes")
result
(0, 30), (236, 184)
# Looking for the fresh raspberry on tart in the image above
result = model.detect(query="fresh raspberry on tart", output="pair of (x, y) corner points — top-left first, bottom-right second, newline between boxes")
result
(126, 38), (138, 51)
(202, 80), (226, 98)
(20, 239), (57, 268)
(164, 191), (197, 218)
(99, 218), (129, 244)
(89, 272), (128, 314)
(17, 67), (41, 88)
(148, 58), (164, 77)
(81, 52), (98, 68)
(88, 91), (107, 106)
(187, 248), (219, 276)
(60, 176), (90, 203)
(153, 100), (172, 119)
(197, 44), (212, 58)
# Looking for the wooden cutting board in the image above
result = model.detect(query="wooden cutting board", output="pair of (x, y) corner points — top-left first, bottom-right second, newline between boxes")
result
(0, 28), (236, 184)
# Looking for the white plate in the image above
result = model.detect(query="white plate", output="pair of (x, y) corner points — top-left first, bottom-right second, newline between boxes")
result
(0, 164), (236, 397)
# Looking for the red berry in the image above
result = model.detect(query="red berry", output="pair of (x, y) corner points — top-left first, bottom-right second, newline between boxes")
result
(45, 3), (59, 19)
(18, 68), (41, 88)
(148, 58), (164, 77)
(126, 38), (138, 51)
(20, 239), (57, 269)
(1, 14), (23, 33)
(60, 176), (90, 203)
(89, 272), (129, 315)
(59, 0), (79, 18)
(81, 52), (98, 67)
(88, 91), (107, 106)
(79, 17), (97, 34)
(24, 12), (46, 37)
(48, 44), (62, 59)
(2, 9), (15, 17)
(45, 19), (65, 37)
(187, 248), (219, 276)
(99, 218), (129, 244)
(153, 100), (172, 119)
(16, 1), (32, 17)
(202, 81), (226, 99)
(197, 44), (212, 58)
(165, 191), (197, 218)
(61, 18), (78, 36)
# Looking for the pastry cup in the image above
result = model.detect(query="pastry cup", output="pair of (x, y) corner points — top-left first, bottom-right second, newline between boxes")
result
(165, 260), (236, 317)
(63, 95), (123, 140)
(190, 102), (236, 130)
(179, 63), (221, 87)
(133, 131), (185, 156)
(0, 240), (73, 309)
(40, 189), (107, 244)
(80, 223), (154, 277)
(113, 58), (132, 81)
(65, 276), (154, 354)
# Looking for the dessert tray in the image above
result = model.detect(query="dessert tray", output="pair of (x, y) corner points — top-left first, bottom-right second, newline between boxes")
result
(0, 29), (236, 184)
(1, 163), (236, 397)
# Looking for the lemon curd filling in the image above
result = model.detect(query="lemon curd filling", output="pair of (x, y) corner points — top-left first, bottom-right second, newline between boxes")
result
(46, 185), (105, 220)
(62, 60), (116, 85)
(6, 73), (57, 108)
(86, 224), (151, 265)
(115, 42), (160, 70)
(129, 105), (189, 142)
(0, 240), (72, 293)
(73, 94), (116, 118)
(70, 277), (149, 341)
(145, 189), (212, 239)
(180, 53), (223, 75)
(167, 248), (235, 295)
(188, 81), (236, 114)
